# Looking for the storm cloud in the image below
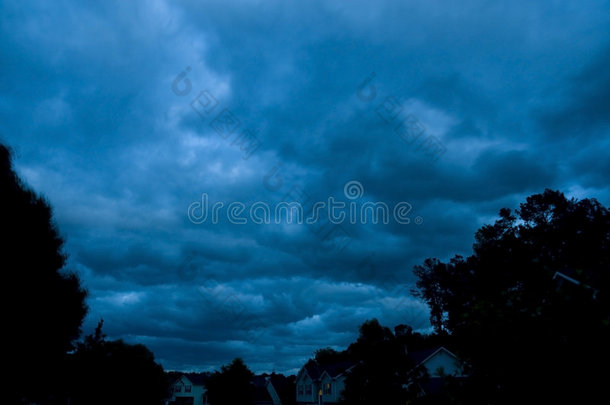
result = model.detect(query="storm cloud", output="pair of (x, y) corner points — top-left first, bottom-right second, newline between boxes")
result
(1, 0), (609, 374)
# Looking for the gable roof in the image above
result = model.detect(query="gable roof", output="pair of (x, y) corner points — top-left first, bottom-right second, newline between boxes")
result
(553, 270), (581, 286)
(172, 373), (208, 386)
(300, 360), (356, 381)
(407, 346), (457, 367)
(553, 269), (601, 298)
(252, 375), (274, 403)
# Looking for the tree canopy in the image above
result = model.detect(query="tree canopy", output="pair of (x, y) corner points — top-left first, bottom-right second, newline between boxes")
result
(70, 320), (167, 405)
(414, 189), (610, 403)
(340, 319), (409, 405)
(206, 358), (256, 405)
(1, 144), (88, 404)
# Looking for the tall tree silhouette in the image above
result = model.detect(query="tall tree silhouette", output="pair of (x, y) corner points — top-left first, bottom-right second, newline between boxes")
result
(206, 358), (255, 405)
(340, 319), (410, 405)
(69, 320), (167, 405)
(414, 189), (610, 403)
(1, 144), (88, 404)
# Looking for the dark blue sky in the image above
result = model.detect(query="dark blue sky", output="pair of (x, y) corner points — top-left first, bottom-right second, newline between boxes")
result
(2, 0), (609, 374)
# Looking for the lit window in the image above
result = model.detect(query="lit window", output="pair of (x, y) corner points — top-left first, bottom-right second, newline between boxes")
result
(324, 383), (332, 395)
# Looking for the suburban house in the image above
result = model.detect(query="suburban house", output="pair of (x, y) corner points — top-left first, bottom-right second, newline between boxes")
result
(166, 374), (208, 405)
(406, 346), (463, 396)
(295, 346), (463, 403)
(295, 360), (356, 404)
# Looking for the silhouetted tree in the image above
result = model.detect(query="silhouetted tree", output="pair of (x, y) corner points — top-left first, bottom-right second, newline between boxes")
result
(206, 358), (255, 405)
(340, 319), (410, 405)
(314, 347), (350, 364)
(1, 144), (88, 404)
(69, 320), (167, 405)
(414, 189), (610, 403)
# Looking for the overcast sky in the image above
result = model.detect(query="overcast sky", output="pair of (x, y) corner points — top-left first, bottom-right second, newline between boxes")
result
(2, 0), (609, 374)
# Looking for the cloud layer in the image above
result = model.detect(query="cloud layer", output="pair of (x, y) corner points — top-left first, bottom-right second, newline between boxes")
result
(2, 0), (609, 374)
